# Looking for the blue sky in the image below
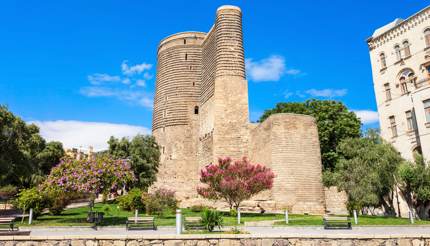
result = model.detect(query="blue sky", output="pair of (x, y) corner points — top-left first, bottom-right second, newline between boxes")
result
(1, 0), (429, 150)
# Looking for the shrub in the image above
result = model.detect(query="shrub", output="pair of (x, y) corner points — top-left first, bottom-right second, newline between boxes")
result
(14, 188), (47, 217)
(117, 188), (145, 211)
(0, 185), (18, 200)
(190, 205), (210, 213)
(201, 209), (223, 232)
(229, 208), (237, 217)
(142, 188), (178, 217)
(46, 191), (71, 215)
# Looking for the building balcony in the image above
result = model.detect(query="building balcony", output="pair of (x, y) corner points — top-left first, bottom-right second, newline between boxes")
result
(413, 77), (430, 89)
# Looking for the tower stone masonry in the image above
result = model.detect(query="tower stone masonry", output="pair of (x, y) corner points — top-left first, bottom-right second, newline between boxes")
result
(152, 5), (327, 214)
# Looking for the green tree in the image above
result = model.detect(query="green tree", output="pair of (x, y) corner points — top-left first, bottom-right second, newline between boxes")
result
(332, 131), (403, 214)
(259, 99), (361, 171)
(0, 105), (64, 187)
(108, 135), (160, 190)
(398, 154), (430, 219)
(36, 141), (65, 175)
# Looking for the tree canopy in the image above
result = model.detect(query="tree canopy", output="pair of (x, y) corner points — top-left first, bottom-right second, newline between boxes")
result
(108, 135), (160, 190)
(330, 130), (403, 213)
(398, 154), (430, 219)
(259, 99), (361, 171)
(41, 155), (135, 196)
(197, 157), (274, 210)
(0, 105), (64, 187)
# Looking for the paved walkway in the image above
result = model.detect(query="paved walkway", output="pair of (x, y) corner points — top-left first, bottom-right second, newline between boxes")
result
(21, 226), (430, 238)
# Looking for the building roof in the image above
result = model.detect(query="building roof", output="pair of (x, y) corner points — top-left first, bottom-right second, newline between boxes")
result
(371, 18), (403, 38)
(367, 5), (430, 43)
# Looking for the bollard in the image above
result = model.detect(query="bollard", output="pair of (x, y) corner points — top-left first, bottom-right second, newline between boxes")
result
(285, 210), (289, 224)
(409, 210), (415, 224)
(29, 208), (33, 225)
(134, 209), (138, 223)
(353, 210), (358, 225)
(237, 208), (241, 225)
(176, 209), (182, 234)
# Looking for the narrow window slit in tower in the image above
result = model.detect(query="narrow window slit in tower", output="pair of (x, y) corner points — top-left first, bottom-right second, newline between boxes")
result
(192, 82), (195, 86)
(184, 39), (186, 44)
(185, 53), (188, 60)
(194, 106), (199, 114)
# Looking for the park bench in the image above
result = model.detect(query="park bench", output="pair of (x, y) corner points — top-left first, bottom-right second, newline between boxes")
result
(323, 216), (351, 229)
(184, 217), (205, 230)
(0, 217), (16, 231)
(87, 211), (104, 225)
(126, 217), (156, 230)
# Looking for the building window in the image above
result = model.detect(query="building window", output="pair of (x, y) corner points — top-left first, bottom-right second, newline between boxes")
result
(398, 69), (415, 93)
(424, 99), (430, 123)
(406, 110), (414, 131)
(425, 28), (430, 47)
(400, 77), (408, 94)
(384, 83), (391, 101)
(380, 53), (387, 69)
(194, 106), (199, 114)
(184, 39), (187, 44)
(394, 45), (402, 61)
(403, 40), (411, 57)
(185, 53), (188, 60)
(389, 116), (397, 137)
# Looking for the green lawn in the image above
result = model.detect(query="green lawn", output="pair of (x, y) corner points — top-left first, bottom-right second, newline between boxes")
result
(16, 202), (430, 227)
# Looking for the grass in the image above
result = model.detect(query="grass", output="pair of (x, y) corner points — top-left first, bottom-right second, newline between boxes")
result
(16, 202), (430, 227)
(274, 214), (430, 226)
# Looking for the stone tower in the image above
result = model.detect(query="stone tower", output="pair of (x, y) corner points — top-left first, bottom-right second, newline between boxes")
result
(152, 5), (326, 214)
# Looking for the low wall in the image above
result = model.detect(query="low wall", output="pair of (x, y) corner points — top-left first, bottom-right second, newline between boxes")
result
(1, 235), (430, 246)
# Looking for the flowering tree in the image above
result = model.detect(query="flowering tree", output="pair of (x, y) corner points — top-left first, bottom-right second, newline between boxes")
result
(197, 157), (275, 210)
(41, 155), (136, 197)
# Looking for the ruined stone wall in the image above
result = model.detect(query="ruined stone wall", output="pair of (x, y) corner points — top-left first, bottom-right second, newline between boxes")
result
(249, 114), (326, 214)
(324, 186), (348, 215)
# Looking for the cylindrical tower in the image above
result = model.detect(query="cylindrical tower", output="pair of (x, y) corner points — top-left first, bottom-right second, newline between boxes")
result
(215, 5), (245, 78)
(152, 32), (205, 200)
(210, 6), (250, 161)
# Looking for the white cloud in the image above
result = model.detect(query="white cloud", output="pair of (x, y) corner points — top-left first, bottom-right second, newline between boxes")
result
(80, 87), (153, 109)
(286, 69), (301, 75)
(87, 73), (121, 85)
(31, 120), (150, 151)
(122, 78), (131, 85)
(284, 91), (294, 99)
(121, 60), (152, 76)
(305, 88), (348, 98)
(246, 55), (289, 82)
(136, 79), (146, 87)
(353, 110), (379, 125)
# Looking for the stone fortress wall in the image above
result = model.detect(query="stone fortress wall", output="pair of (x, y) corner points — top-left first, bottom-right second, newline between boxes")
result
(152, 5), (332, 214)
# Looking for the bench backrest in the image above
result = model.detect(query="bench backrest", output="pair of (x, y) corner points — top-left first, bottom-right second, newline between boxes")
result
(185, 217), (202, 222)
(127, 217), (154, 221)
(324, 216), (349, 221)
(0, 217), (15, 222)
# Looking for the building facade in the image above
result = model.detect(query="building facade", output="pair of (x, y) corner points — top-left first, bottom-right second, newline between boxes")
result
(151, 5), (330, 214)
(368, 6), (430, 161)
